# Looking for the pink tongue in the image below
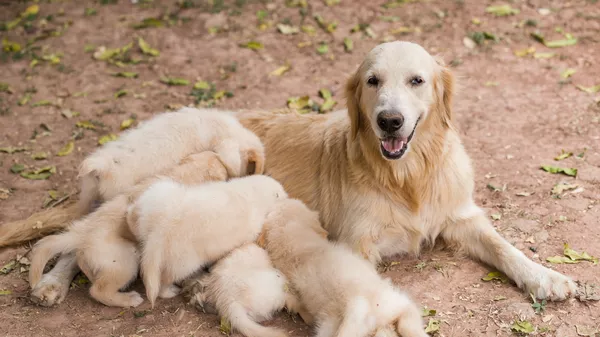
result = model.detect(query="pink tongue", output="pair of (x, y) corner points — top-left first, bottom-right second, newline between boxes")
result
(383, 139), (403, 152)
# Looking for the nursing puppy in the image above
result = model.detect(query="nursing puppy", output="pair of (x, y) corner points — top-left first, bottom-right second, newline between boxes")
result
(193, 243), (293, 337)
(263, 199), (427, 337)
(127, 175), (288, 307)
(78, 107), (265, 215)
(28, 152), (229, 308)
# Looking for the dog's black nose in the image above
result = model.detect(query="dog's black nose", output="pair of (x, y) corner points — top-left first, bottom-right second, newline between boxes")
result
(376, 113), (404, 133)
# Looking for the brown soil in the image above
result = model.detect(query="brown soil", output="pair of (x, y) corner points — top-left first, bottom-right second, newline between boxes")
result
(1, 0), (599, 336)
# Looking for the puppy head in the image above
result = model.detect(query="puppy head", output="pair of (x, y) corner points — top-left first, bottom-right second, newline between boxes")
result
(346, 40), (454, 161)
(234, 175), (288, 203)
(264, 199), (328, 239)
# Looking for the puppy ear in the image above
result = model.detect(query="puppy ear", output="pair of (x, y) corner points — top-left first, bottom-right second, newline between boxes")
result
(246, 148), (265, 175)
(345, 70), (363, 140)
(255, 228), (267, 248)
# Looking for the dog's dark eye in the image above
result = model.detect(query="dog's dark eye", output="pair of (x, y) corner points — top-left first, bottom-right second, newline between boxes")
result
(410, 76), (424, 86)
(367, 76), (379, 87)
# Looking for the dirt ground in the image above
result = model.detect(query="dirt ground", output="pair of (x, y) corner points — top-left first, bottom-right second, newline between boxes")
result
(1, 0), (599, 336)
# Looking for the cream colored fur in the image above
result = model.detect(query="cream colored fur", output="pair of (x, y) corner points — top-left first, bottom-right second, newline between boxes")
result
(236, 41), (576, 300)
(128, 175), (287, 307)
(28, 152), (229, 307)
(263, 199), (427, 337)
(77, 107), (265, 214)
(192, 243), (293, 337)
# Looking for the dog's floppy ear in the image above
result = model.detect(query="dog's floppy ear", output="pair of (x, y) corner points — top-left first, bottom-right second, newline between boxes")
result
(245, 148), (265, 175)
(433, 56), (454, 127)
(345, 70), (363, 140)
(440, 67), (454, 125)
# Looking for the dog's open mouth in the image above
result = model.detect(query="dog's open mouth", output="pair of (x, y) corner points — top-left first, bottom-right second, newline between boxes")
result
(379, 120), (419, 160)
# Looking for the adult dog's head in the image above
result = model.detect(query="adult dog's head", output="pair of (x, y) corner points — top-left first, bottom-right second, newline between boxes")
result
(346, 41), (454, 161)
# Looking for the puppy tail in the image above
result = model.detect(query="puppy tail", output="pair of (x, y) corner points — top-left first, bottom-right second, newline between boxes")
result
(140, 236), (163, 308)
(0, 203), (81, 248)
(376, 287), (428, 337)
(333, 296), (371, 337)
(227, 302), (288, 337)
(29, 230), (78, 288)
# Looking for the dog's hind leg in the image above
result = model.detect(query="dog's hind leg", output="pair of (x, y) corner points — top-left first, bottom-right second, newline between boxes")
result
(30, 253), (79, 307)
(82, 239), (142, 308)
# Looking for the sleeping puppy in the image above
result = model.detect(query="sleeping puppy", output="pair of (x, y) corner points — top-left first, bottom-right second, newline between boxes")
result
(262, 199), (428, 337)
(127, 175), (288, 307)
(78, 107), (265, 215)
(192, 243), (295, 337)
(28, 152), (229, 308)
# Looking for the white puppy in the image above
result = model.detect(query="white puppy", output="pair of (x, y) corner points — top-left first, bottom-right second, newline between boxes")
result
(127, 175), (288, 307)
(78, 107), (265, 214)
(263, 199), (428, 337)
(193, 243), (294, 337)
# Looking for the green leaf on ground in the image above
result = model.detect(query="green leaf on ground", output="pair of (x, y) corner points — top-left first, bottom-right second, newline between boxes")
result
(98, 134), (118, 145)
(112, 72), (138, 78)
(560, 69), (576, 79)
(554, 151), (572, 161)
(316, 43), (329, 55)
(132, 17), (164, 29)
(541, 165), (577, 177)
(424, 318), (440, 334)
(482, 271), (509, 283)
(422, 308), (437, 317)
(485, 5), (520, 16)
(239, 41), (263, 50)
(576, 84), (600, 94)
(0, 146), (27, 154)
(160, 77), (189, 86)
(511, 320), (534, 334)
(76, 120), (96, 130)
(547, 244), (598, 265)
(31, 152), (48, 160)
(57, 141), (74, 156)
(343, 37), (353, 52)
(20, 166), (56, 180)
(120, 118), (135, 130)
(270, 64), (291, 76)
(138, 37), (160, 56)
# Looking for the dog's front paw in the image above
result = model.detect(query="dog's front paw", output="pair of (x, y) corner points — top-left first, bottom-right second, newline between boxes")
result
(524, 266), (577, 301)
(30, 274), (70, 307)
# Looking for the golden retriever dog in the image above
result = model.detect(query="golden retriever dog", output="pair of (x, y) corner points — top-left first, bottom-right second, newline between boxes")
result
(232, 41), (577, 301)
(28, 152), (229, 308)
(191, 243), (294, 337)
(127, 175), (287, 307)
(262, 199), (427, 337)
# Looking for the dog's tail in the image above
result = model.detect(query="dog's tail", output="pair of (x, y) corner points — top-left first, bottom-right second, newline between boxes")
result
(29, 230), (79, 288)
(376, 287), (428, 337)
(226, 302), (288, 337)
(333, 296), (372, 337)
(140, 233), (164, 308)
(0, 203), (82, 248)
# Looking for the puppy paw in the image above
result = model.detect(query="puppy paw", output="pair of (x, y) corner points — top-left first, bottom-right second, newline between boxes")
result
(524, 266), (577, 301)
(125, 291), (144, 307)
(159, 284), (181, 299)
(30, 274), (70, 307)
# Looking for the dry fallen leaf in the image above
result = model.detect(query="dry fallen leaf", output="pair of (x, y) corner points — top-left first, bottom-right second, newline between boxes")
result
(57, 141), (74, 157)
